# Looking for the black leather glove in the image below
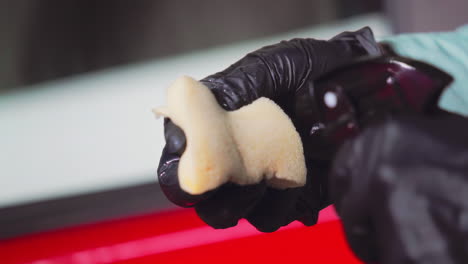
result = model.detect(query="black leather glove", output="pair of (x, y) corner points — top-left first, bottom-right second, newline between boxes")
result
(330, 115), (468, 264)
(158, 27), (382, 232)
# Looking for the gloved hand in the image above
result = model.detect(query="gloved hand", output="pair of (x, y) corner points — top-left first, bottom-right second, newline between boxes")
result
(330, 115), (468, 264)
(158, 27), (382, 232)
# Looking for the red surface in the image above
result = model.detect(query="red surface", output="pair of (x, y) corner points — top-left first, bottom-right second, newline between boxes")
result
(1, 206), (362, 264)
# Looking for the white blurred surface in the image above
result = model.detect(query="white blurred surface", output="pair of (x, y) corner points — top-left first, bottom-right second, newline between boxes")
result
(0, 14), (391, 208)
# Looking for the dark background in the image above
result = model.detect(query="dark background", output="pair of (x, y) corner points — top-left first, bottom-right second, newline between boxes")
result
(0, 0), (381, 92)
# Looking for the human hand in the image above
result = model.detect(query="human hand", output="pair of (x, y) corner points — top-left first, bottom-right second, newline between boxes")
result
(158, 27), (381, 232)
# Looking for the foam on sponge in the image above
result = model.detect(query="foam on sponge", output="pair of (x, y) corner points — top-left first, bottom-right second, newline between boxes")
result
(154, 76), (306, 195)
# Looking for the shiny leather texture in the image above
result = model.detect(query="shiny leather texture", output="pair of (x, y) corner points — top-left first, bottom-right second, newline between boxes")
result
(293, 55), (453, 162)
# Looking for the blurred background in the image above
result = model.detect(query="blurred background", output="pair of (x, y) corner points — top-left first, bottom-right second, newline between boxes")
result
(1, 0), (467, 240)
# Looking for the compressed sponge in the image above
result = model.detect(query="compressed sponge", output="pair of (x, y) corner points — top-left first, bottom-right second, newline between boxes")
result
(154, 76), (306, 195)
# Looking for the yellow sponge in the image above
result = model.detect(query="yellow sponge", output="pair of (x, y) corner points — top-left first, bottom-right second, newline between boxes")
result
(154, 76), (306, 195)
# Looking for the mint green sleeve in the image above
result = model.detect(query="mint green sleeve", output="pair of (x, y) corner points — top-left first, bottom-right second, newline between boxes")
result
(382, 25), (468, 116)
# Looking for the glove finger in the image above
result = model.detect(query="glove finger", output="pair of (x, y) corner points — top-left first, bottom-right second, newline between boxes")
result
(245, 187), (301, 232)
(158, 147), (212, 207)
(164, 118), (186, 156)
(195, 182), (266, 229)
(294, 161), (332, 227)
(158, 119), (212, 207)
